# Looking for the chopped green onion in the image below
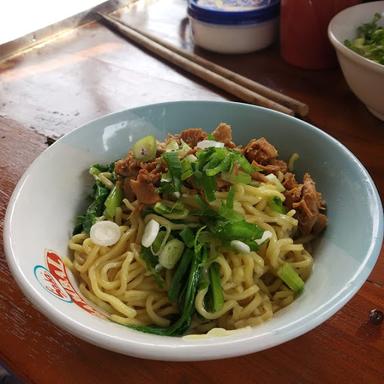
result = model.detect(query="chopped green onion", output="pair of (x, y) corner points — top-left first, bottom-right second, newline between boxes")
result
(277, 263), (304, 294)
(221, 171), (251, 185)
(196, 140), (225, 149)
(230, 240), (251, 253)
(265, 174), (285, 192)
(90, 220), (121, 246)
(269, 197), (286, 214)
(181, 158), (194, 180)
(168, 249), (193, 302)
(226, 186), (235, 210)
(89, 166), (102, 177)
(104, 185), (123, 219)
(133, 135), (157, 162)
(162, 151), (182, 192)
(184, 154), (197, 162)
(178, 140), (192, 157)
(141, 219), (161, 248)
(235, 154), (255, 174)
(215, 220), (263, 242)
(204, 154), (232, 176)
(208, 263), (224, 312)
(154, 201), (189, 219)
(179, 227), (195, 248)
(202, 173), (216, 202)
(151, 230), (168, 255)
(165, 139), (179, 152)
(140, 247), (165, 288)
(159, 239), (185, 269)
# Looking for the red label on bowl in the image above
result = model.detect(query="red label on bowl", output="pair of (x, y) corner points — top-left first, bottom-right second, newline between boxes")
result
(45, 250), (105, 318)
(34, 265), (72, 302)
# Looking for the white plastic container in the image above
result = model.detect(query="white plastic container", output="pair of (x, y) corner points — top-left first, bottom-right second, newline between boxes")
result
(188, 0), (280, 54)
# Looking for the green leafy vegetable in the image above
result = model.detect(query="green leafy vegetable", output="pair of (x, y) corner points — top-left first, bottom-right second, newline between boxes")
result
(140, 247), (165, 288)
(345, 13), (384, 65)
(89, 162), (115, 177)
(277, 263), (304, 294)
(73, 180), (110, 235)
(130, 237), (206, 336)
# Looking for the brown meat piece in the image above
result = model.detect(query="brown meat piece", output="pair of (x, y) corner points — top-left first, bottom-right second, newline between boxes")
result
(216, 177), (231, 191)
(212, 123), (236, 148)
(179, 128), (207, 147)
(283, 172), (298, 190)
(243, 137), (278, 164)
(115, 152), (141, 178)
(116, 151), (164, 204)
(129, 169), (161, 205)
(283, 172), (303, 208)
(312, 213), (328, 235)
(290, 173), (327, 235)
(251, 159), (288, 174)
(115, 152), (162, 178)
(251, 171), (268, 183)
(284, 184), (303, 209)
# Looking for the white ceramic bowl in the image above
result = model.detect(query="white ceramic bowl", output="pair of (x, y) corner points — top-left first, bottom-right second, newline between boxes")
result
(4, 101), (383, 361)
(328, 1), (384, 120)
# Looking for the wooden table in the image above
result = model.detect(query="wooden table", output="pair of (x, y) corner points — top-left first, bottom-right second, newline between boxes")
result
(0, 1), (383, 383)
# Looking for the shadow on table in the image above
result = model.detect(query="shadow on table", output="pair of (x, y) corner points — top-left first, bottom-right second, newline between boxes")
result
(0, 366), (22, 384)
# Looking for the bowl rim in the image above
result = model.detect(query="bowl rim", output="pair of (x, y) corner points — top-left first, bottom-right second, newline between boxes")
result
(3, 100), (384, 361)
(328, 1), (384, 74)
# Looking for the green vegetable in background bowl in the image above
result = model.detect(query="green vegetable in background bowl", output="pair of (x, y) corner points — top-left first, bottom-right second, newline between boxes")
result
(344, 13), (384, 65)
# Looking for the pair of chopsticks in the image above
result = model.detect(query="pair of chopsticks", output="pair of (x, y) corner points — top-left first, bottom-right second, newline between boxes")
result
(97, 13), (308, 117)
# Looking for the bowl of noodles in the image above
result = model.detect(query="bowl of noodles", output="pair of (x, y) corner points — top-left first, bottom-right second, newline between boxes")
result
(4, 101), (383, 360)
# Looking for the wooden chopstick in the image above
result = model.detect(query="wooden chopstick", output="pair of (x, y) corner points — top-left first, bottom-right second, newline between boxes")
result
(104, 15), (309, 117)
(98, 13), (296, 116)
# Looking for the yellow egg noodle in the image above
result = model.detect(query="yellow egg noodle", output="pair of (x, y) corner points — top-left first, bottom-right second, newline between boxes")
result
(68, 180), (313, 333)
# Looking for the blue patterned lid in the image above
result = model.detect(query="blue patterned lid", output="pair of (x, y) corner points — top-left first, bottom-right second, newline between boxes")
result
(188, 0), (280, 25)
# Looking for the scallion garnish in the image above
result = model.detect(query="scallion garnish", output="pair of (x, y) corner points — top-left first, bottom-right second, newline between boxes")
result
(104, 185), (123, 219)
(277, 263), (304, 294)
(162, 151), (182, 192)
(181, 158), (194, 180)
(269, 196), (286, 214)
(208, 263), (224, 312)
(154, 201), (189, 220)
(202, 173), (216, 202)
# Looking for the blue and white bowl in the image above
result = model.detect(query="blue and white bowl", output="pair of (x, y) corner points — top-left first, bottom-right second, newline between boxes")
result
(4, 101), (383, 360)
(188, 0), (280, 53)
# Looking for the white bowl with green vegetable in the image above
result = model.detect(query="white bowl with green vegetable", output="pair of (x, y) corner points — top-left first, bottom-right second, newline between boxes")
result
(4, 101), (383, 361)
(328, 1), (384, 120)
